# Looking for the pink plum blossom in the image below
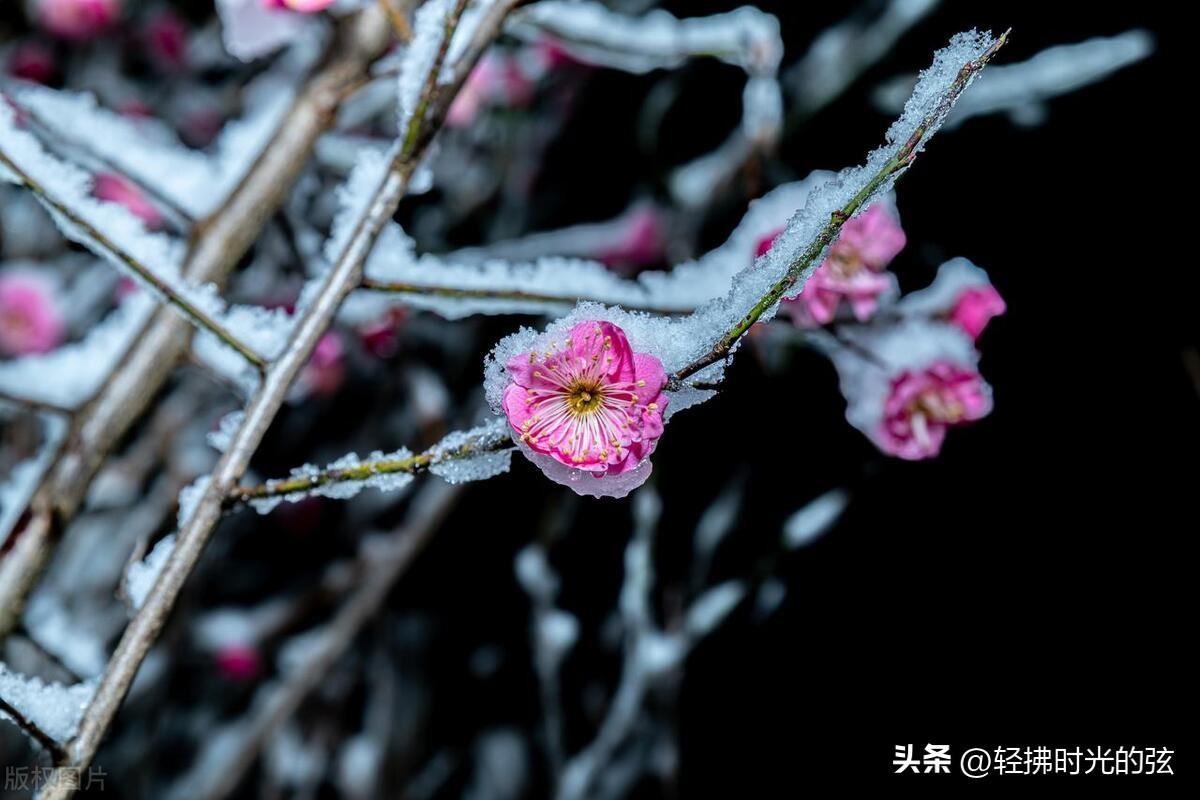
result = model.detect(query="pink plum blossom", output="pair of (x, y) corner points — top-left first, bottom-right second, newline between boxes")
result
(6, 41), (56, 84)
(0, 269), (65, 357)
(775, 203), (906, 327)
(447, 53), (537, 127)
(878, 361), (991, 460)
(598, 206), (666, 271)
(502, 320), (668, 480)
(142, 9), (189, 72)
(831, 319), (991, 461)
(297, 331), (346, 397)
(896, 257), (1005, 340)
(215, 644), (262, 681)
(35, 0), (121, 41)
(93, 173), (164, 229)
(260, 0), (335, 12)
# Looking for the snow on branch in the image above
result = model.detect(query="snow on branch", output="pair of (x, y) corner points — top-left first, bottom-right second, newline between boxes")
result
(229, 418), (513, 513)
(0, 662), (96, 756)
(12, 63), (301, 220)
(507, 2), (781, 75)
(786, 0), (941, 116)
(0, 105), (281, 371)
(873, 30), (1153, 129)
(344, 177), (825, 320)
(0, 293), (156, 409)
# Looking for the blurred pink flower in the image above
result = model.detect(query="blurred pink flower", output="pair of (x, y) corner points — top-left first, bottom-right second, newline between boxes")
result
(896, 257), (1005, 340)
(36, 0), (121, 41)
(260, 0), (335, 12)
(142, 9), (189, 71)
(447, 53), (536, 127)
(359, 307), (408, 358)
(949, 286), (1006, 340)
(502, 320), (668, 477)
(878, 361), (991, 460)
(6, 41), (56, 84)
(215, 644), (261, 681)
(778, 204), (906, 327)
(0, 269), (65, 357)
(298, 331), (346, 397)
(598, 206), (666, 271)
(93, 173), (163, 229)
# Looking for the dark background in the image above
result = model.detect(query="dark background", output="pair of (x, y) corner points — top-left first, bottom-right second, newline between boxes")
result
(3, 0), (1189, 796)
(399, 0), (1194, 794)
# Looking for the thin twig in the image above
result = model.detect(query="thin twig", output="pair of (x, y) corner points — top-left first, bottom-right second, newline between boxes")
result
(0, 695), (67, 763)
(227, 425), (511, 509)
(377, 0), (414, 41)
(669, 30), (1010, 386)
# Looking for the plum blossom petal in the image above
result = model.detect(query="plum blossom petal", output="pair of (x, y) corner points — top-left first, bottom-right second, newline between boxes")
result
(217, 0), (311, 61)
(773, 203), (906, 328)
(6, 41), (57, 84)
(500, 320), (668, 496)
(0, 268), (65, 356)
(831, 319), (992, 460)
(35, 0), (121, 41)
(898, 257), (1006, 340)
(93, 173), (164, 229)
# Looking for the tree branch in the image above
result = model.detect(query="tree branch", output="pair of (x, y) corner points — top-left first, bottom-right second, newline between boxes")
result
(669, 30), (1010, 386)
(37, 4), (518, 795)
(226, 422), (511, 509)
(358, 277), (695, 316)
(0, 695), (67, 763)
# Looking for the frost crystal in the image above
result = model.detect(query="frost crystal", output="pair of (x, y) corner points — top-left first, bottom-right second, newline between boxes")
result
(0, 662), (97, 744)
(207, 410), (246, 453)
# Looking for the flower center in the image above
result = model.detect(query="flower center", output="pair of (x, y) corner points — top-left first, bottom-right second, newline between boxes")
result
(911, 390), (964, 424)
(565, 379), (605, 416)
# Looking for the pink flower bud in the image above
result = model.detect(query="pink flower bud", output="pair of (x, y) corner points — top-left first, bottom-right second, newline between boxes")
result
(6, 41), (57, 85)
(36, 0), (121, 41)
(259, 0), (336, 12)
(598, 207), (666, 271)
(142, 9), (189, 72)
(948, 286), (1006, 341)
(297, 331), (346, 397)
(215, 644), (262, 681)
(0, 269), (65, 357)
(93, 173), (164, 229)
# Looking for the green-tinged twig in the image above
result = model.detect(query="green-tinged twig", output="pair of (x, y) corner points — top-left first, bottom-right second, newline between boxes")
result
(669, 30), (1010, 387)
(0, 148), (267, 372)
(226, 428), (513, 508)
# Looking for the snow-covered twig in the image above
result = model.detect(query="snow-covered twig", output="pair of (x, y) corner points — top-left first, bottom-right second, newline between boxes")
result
(227, 419), (513, 511)
(0, 139), (268, 370)
(873, 30), (1153, 129)
(668, 30), (1009, 386)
